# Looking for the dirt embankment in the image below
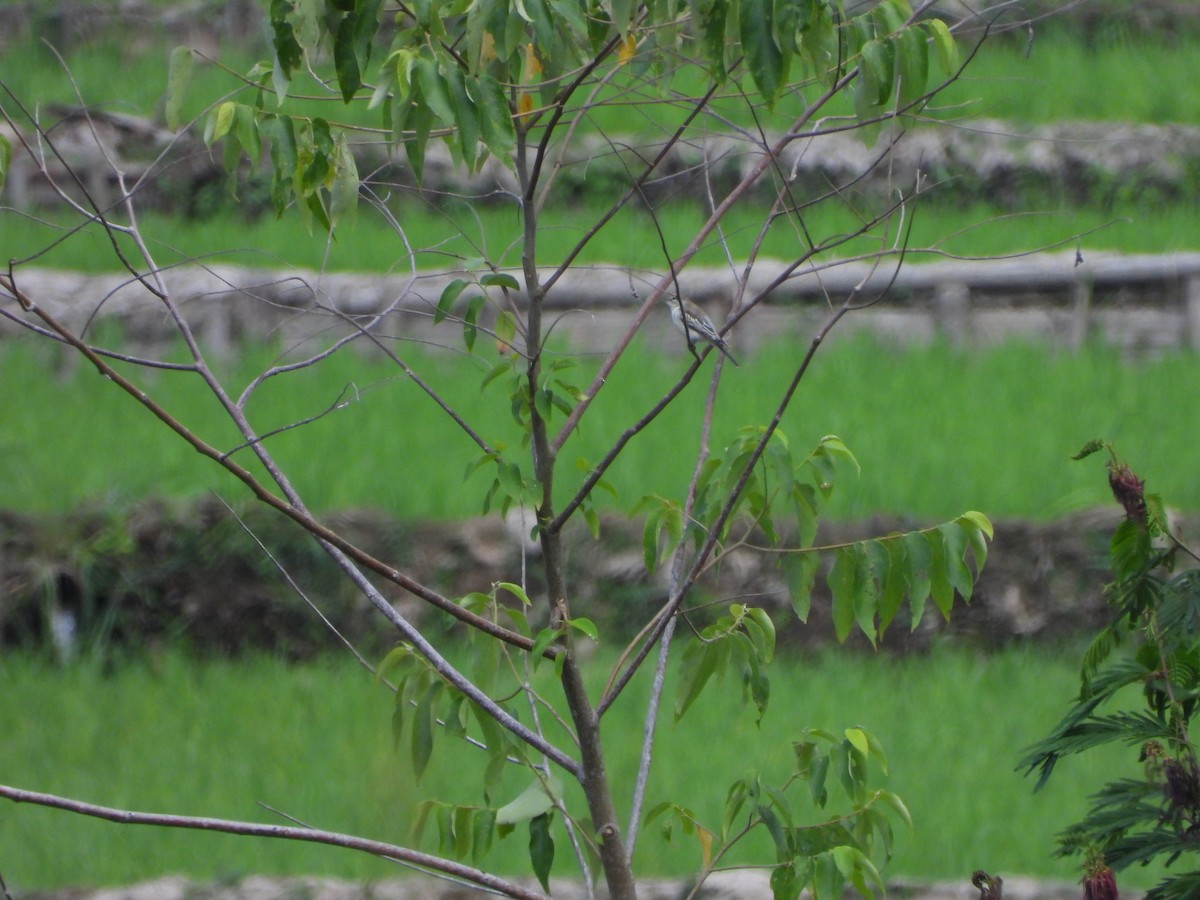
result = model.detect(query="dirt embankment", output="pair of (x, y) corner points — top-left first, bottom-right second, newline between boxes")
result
(0, 497), (1168, 659)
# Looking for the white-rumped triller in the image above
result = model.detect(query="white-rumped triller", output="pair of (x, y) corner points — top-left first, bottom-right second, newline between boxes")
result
(667, 295), (739, 366)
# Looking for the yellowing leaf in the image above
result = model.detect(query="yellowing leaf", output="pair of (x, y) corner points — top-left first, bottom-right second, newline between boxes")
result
(696, 825), (714, 869)
(479, 30), (496, 64)
(522, 43), (543, 79)
(618, 32), (637, 64)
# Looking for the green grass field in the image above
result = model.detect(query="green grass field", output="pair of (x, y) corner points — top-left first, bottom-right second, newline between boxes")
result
(3, 333), (1197, 522)
(0, 645), (1169, 891)
(4, 20), (1198, 128)
(8, 195), (1200, 275)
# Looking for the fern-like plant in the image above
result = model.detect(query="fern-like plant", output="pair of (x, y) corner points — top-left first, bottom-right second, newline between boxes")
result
(1021, 440), (1200, 900)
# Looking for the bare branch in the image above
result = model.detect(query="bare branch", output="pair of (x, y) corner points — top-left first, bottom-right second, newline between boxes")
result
(0, 783), (549, 900)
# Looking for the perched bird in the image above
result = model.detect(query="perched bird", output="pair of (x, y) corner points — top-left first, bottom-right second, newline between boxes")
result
(667, 295), (739, 366)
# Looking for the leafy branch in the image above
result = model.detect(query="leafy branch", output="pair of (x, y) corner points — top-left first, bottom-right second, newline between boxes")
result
(1021, 442), (1200, 900)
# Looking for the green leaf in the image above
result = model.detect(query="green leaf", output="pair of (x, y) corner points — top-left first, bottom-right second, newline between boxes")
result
(299, 117), (334, 192)
(231, 106), (262, 169)
(397, 96), (430, 179)
(496, 776), (561, 824)
(927, 527), (953, 618)
(412, 680), (442, 782)
(434, 804), (453, 855)
(745, 606), (776, 664)
(844, 726), (870, 759)
(832, 845), (886, 899)
(481, 272), (521, 291)
(436, 277), (470, 323)
(739, 0), (785, 106)
(853, 543), (879, 646)
(783, 551), (818, 623)
(376, 642), (418, 688)
(446, 804), (471, 859)
(463, 294), (486, 351)
(937, 521), (973, 604)
(924, 17), (958, 77)
(697, 0), (731, 78)
(530, 626), (560, 664)
(471, 808), (496, 865)
(496, 460), (525, 500)
(860, 37), (893, 106)
(495, 310), (517, 348)
(568, 616), (599, 641)
(261, 113), (297, 216)
(352, 0), (383, 65)
(475, 73), (516, 161)
(330, 131), (359, 228)
(269, 0), (304, 82)
(771, 862), (801, 900)
(165, 46), (195, 131)
(675, 639), (719, 721)
(878, 789), (913, 830)
(334, 11), (363, 102)
(496, 582), (531, 606)
(529, 812), (554, 893)
(410, 799), (434, 843)
(757, 802), (789, 863)
(957, 510), (993, 571)
(0, 132), (10, 193)
(829, 546), (860, 643)
(289, 0), (323, 49)
(443, 65), (481, 169)
(583, 504), (600, 539)
(807, 751), (830, 807)
(416, 56), (456, 126)
(1072, 438), (1108, 461)
(204, 101), (237, 147)
(642, 505), (663, 571)
(878, 537), (906, 635)
(896, 23), (929, 106)
(901, 530), (931, 629)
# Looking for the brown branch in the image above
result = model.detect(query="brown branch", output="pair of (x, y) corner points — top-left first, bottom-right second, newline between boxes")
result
(0, 783), (548, 900)
(0, 271), (533, 653)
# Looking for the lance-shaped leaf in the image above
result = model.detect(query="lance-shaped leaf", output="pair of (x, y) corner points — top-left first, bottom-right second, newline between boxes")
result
(269, 0), (303, 99)
(330, 131), (359, 227)
(925, 17), (958, 76)
(0, 133), (11, 192)
(829, 545), (867, 643)
(529, 812), (554, 893)
(165, 46), (195, 131)
(739, 0), (786, 107)
(783, 550), (819, 623)
(901, 529), (931, 629)
(412, 680), (443, 781)
(936, 521), (974, 606)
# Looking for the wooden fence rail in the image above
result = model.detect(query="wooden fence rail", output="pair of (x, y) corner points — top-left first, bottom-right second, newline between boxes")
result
(5, 252), (1200, 357)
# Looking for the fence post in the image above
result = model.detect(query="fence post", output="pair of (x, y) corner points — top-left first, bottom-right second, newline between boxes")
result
(1187, 276), (1200, 351)
(1069, 276), (1093, 349)
(934, 281), (971, 344)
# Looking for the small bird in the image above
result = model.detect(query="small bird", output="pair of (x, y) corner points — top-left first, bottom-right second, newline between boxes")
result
(667, 295), (739, 366)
